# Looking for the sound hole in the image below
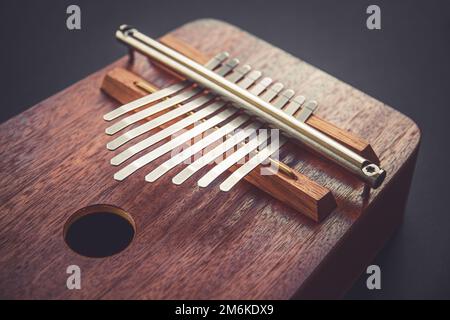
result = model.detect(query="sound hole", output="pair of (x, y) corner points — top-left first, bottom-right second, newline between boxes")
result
(64, 205), (135, 258)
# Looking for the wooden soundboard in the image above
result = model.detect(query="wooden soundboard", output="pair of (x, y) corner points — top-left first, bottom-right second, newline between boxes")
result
(0, 19), (420, 299)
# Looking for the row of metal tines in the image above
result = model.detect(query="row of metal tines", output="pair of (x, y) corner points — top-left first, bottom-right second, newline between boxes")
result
(103, 52), (318, 191)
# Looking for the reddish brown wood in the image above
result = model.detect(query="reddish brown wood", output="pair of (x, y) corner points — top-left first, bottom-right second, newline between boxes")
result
(0, 19), (420, 299)
(102, 67), (336, 222)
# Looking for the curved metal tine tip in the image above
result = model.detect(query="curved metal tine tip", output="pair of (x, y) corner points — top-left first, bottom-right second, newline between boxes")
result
(103, 82), (186, 122)
(106, 94), (213, 151)
(102, 52), (228, 121)
(249, 77), (273, 96)
(296, 100), (318, 123)
(261, 82), (284, 102)
(220, 58), (240, 77)
(283, 95), (306, 116)
(219, 136), (288, 192)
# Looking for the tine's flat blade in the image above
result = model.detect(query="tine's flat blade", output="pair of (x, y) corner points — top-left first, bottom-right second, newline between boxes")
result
(250, 77), (273, 96)
(260, 82), (284, 102)
(237, 70), (262, 89)
(227, 65), (251, 83)
(105, 57), (240, 135)
(283, 95), (305, 116)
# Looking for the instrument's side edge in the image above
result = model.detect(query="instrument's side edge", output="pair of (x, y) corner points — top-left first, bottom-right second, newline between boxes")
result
(293, 146), (420, 299)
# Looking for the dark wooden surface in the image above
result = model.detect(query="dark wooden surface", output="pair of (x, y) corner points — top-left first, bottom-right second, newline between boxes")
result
(0, 19), (420, 299)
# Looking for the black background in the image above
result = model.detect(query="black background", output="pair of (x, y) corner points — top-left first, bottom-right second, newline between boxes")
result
(0, 0), (449, 299)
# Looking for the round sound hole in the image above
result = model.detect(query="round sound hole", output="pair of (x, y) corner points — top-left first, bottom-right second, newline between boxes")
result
(64, 205), (136, 258)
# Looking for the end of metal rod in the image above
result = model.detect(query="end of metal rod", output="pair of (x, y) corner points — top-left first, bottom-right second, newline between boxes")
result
(117, 25), (137, 41)
(119, 24), (135, 33)
(362, 163), (386, 189)
(116, 25), (138, 63)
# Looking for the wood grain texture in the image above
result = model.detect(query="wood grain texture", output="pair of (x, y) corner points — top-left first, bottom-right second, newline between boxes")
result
(102, 67), (336, 222)
(0, 19), (420, 299)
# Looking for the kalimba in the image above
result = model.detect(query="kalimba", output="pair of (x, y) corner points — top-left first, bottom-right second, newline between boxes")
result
(0, 20), (420, 299)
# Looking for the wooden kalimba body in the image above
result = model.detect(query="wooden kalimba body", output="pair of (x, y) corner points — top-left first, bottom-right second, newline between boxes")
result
(0, 20), (420, 299)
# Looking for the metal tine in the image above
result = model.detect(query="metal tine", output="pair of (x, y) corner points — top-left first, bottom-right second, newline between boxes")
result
(111, 63), (260, 172)
(105, 58), (240, 136)
(107, 62), (252, 152)
(296, 100), (318, 122)
(261, 82), (284, 102)
(273, 89), (295, 109)
(283, 95), (305, 116)
(144, 69), (263, 182)
(197, 83), (300, 189)
(236, 70), (262, 89)
(219, 99), (315, 192)
(227, 64), (251, 83)
(103, 52), (229, 121)
(251, 77), (273, 96)
(172, 77), (274, 185)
